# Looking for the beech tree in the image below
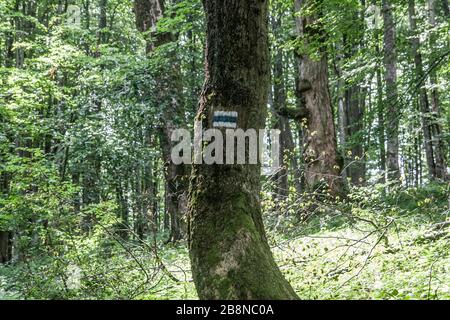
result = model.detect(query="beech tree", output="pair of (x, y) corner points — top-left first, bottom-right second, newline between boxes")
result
(0, 0), (448, 301)
(294, 0), (344, 196)
(187, 0), (299, 299)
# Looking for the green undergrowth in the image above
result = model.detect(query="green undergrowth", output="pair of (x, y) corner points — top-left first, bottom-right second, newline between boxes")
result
(1, 183), (448, 300)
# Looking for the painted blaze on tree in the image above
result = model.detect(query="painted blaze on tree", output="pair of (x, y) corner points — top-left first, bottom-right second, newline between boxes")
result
(187, 0), (298, 299)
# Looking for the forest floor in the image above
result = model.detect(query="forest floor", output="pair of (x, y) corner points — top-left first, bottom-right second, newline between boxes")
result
(0, 184), (449, 300)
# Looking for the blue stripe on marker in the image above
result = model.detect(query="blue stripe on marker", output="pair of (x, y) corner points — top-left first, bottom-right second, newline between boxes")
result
(213, 116), (237, 123)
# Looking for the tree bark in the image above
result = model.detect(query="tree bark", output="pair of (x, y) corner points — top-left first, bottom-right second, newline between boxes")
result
(271, 14), (293, 200)
(374, 25), (386, 183)
(408, 0), (437, 180)
(294, 0), (344, 196)
(346, 85), (365, 185)
(427, 0), (448, 180)
(382, 0), (400, 181)
(343, 3), (366, 186)
(0, 231), (11, 264)
(97, 0), (108, 45)
(134, 0), (188, 242)
(188, 0), (298, 300)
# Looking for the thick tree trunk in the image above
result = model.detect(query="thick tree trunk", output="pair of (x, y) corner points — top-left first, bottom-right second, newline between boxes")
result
(382, 0), (400, 181)
(294, 0), (344, 196)
(188, 0), (298, 300)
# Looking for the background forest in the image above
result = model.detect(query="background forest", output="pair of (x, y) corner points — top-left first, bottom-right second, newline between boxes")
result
(0, 0), (449, 300)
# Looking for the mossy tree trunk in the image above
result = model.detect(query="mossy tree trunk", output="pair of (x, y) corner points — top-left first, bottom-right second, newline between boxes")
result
(187, 0), (299, 300)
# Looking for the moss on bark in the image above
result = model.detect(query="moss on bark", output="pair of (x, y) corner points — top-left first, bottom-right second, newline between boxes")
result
(187, 0), (299, 300)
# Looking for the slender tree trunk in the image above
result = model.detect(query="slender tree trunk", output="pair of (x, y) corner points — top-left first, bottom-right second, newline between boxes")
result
(0, 173), (11, 264)
(97, 0), (108, 45)
(80, 0), (106, 216)
(442, 0), (450, 17)
(382, 0), (400, 181)
(134, 0), (188, 242)
(136, 129), (156, 239)
(294, 0), (344, 196)
(335, 43), (347, 150)
(293, 60), (306, 194)
(115, 180), (129, 239)
(375, 27), (386, 183)
(346, 85), (365, 185)
(271, 15), (290, 200)
(188, 0), (298, 300)
(333, 42), (350, 183)
(408, 0), (437, 180)
(0, 1), (17, 262)
(0, 231), (11, 264)
(427, 0), (448, 180)
(14, 0), (24, 69)
(343, 3), (366, 186)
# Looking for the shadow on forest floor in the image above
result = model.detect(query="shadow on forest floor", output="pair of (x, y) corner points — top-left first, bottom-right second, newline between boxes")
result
(0, 183), (448, 300)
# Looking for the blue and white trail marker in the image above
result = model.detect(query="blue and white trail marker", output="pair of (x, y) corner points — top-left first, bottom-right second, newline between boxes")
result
(213, 111), (238, 129)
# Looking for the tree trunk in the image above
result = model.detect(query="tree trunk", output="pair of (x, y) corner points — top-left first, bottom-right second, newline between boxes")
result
(271, 14), (291, 200)
(115, 180), (129, 239)
(0, 231), (11, 264)
(294, 0), (344, 196)
(134, 0), (188, 242)
(334, 43), (347, 151)
(408, 0), (437, 180)
(382, 0), (400, 181)
(97, 0), (108, 45)
(293, 60), (306, 194)
(442, 0), (450, 17)
(427, 0), (448, 180)
(343, 3), (366, 186)
(375, 26), (386, 183)
(188, 0), (298, 300)
(346, 85), (365, 185)
(0, 173), (11, 264)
